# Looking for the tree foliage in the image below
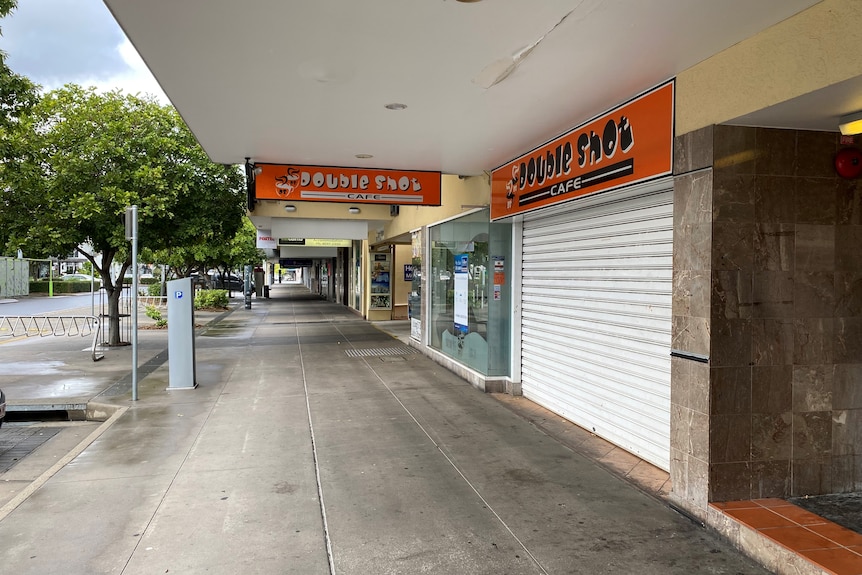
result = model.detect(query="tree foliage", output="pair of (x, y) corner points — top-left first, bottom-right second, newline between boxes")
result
(147, 217), (265, 286)
(0, 86), (246, 344)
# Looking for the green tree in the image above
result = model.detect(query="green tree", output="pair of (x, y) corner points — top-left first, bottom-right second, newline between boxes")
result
(147, 217), (264, 289)
(208, 218), (265, 293)
(0, 1), (40, 162)
(0, 86), (245, 344)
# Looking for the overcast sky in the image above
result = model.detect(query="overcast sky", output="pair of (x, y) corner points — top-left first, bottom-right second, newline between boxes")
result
(1, 0), (168, 102)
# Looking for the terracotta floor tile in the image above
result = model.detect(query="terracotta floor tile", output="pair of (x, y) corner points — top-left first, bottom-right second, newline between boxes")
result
(799, 547), (862, 575)
(769, 504), (831, 526)
(809, 524), (862, 548)
(711, 500), (758, 511)
(725, 507), (797, 529)
(754, 498), (793, 508)
(761, 526), (842, 552)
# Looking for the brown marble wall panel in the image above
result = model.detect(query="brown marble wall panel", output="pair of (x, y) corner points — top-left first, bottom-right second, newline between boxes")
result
(793, 317), (834, 365)
(710, 414), (751, 463)
(833, 364), (862, 410)
(671, 448), (710, 509)
(751, 412), (793, 461)
(673, 224), (712, 272)
(670, 403), (690, 454)
(752, 460), (791, 499)
(676, 126), (862, 506)
(793, 411), (833, 459)
(673, 270), (711, 319)
(711, 366), (752, 415)
(792, 458), (831, 496)
(831, 454), (862, 493)
(754, 224), (795, 271)
(832, 409), (861, 456)
(712, 222), (755, 271)
(674, 171), (713, 227)
(792, 365), (834, 412)
(712, 271), (752, 319)
(795, 224), (836, 272)
(671, 404), (709, 461)
(755, 175), (795, 224)
(835, 272), (862, 317)
(713, 172), (755, 223)
(671, 357), (710, 414)
(752, 319), (794, 366)
(670, 356), (690, 408)
(834, 317), (862, 364)
(752, 271), (794, 318)
(755, 128), (797, 177)
(713, 125), (756, 175)
(710, 317), (752, 367)
(752, 365), (793, 414)
(836, 180), (862, 225)
(670, 447), (687, 499)
(793, 271), (835, 318)
(796, 177), (839, 225)
(835, 226), (862, 270)
(796, 131), (839, 178)
(674, 125), (714, 174)
(671, 315), (710, 357)
(709, 462), (752, 501)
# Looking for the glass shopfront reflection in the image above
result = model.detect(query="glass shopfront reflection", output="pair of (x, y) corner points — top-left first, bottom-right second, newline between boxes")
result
(429, 209), (511, 376)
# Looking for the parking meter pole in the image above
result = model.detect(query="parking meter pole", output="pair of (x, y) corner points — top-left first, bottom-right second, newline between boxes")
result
(244, 264), (252, 309)
(125, 205), (139, 401)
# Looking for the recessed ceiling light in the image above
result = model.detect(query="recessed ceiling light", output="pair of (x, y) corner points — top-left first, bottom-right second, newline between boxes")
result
(355, 153), (374, 159)
(456, 0), (483, 3)
(384, 103), (407, 111)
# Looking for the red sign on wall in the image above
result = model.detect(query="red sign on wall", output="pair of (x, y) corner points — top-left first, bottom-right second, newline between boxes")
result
(491, 81), (674, 220)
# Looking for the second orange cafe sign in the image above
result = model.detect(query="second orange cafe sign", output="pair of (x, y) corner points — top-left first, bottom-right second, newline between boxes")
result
(491, 81), (674, 220)
(255, 164), (441, 206)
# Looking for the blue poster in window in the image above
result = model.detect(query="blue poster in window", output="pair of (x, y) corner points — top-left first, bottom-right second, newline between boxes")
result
(453, 253), (469, 336)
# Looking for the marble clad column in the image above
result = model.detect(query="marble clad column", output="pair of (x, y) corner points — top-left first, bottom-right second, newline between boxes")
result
(671, 125), (862, 518)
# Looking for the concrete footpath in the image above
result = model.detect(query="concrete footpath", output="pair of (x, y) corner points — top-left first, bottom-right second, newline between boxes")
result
(0, 284), (771, 574)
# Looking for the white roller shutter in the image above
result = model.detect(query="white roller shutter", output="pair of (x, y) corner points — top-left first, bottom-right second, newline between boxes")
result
(521, 181), (673, 471)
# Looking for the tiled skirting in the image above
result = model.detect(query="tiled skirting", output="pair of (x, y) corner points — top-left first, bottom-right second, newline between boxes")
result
(710, 499), (862, 575)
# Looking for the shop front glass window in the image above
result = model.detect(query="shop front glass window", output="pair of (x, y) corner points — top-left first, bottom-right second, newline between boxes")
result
(408, 231), (423, 341)
(429, 209), (511, 376)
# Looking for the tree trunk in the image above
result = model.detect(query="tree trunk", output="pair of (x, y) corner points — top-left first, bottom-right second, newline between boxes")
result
(105, 285), (124, 346)
(83, 248), (129, 347)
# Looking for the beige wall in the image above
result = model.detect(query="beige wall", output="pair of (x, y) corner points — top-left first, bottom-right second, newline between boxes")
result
(676, 0), (862, 134)
(378, 174), (491, 242)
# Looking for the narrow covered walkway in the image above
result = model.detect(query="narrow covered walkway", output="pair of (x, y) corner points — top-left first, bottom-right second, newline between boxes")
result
(1, 284), (773, 573)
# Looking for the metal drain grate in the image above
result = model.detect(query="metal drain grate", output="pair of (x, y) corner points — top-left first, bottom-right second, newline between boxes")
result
(345, 346), (417, 357)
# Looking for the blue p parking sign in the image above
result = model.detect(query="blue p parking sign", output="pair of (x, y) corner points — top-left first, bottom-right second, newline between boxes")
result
(175, 291), (183, 299)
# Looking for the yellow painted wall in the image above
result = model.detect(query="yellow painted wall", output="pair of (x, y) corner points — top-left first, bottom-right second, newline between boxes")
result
(377, 174), (491, 242)
(677, 0), (862, 134)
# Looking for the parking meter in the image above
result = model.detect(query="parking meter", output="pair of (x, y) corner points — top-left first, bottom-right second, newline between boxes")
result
(244, 264), (252, 309)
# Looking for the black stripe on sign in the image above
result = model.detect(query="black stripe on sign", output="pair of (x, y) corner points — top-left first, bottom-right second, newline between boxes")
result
(518, 159), (635, 207)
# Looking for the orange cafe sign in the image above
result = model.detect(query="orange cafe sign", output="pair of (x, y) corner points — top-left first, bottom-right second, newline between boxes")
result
(491, 81), (674, 220)
(255, 164), (441, 206)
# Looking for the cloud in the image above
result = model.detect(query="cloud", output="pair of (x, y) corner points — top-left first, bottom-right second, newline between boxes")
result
(1, 0), (168, 103)
(83, 38), (169, 103)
